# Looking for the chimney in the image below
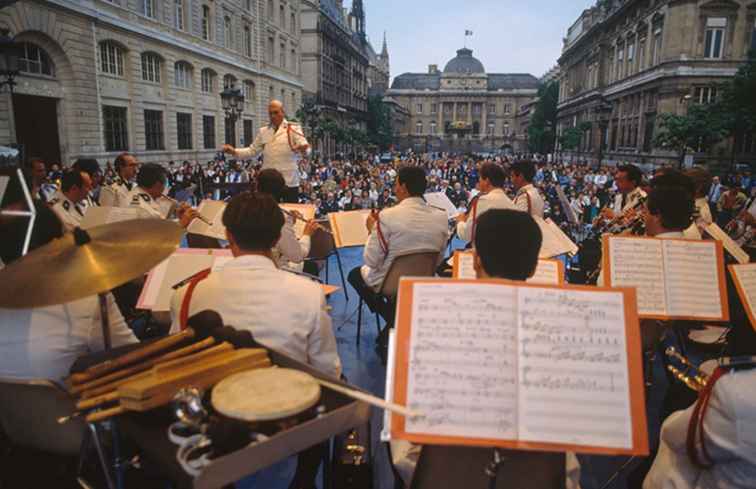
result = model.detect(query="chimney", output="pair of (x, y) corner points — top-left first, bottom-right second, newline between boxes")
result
(428, 64), (438, 74)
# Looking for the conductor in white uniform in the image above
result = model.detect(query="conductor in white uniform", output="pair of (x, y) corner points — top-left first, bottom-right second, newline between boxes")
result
(222, 100), (310, 203)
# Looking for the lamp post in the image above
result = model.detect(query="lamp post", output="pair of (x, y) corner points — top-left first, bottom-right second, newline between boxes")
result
(220, 86), (245, 146)
(0, 29), (21, 93)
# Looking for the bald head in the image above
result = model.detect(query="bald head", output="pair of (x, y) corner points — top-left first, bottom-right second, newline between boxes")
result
(268, 100), (285, 128)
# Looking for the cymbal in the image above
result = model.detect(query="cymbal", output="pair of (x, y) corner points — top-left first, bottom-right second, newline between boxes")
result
(0, 219), (183, 309)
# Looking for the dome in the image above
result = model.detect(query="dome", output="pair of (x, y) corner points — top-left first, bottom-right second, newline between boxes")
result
(443, 48), (486, 74)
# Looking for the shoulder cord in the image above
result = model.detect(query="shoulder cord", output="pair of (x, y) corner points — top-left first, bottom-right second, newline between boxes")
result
(179, 268), (212, 331)
(286, 124), (308, 153)
(469, 195), (482, 243)
(686, 366), (727, 469)
(375, 212), (389, 256)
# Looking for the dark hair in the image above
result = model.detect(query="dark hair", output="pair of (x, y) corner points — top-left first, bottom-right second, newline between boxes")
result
(617, 164), (642, 187)
(61, 170), (86, 193)
(474, 209), (542, 280)
(73, 159), (101, 179)
(648, 173), (695, 231)
(511, 160), (536, 182)
(222, 192), (284, 251)
(257, 168), (286, 201)
(684, 167), (712, 198)
(397, 166), (426, 196)
(0, 200), (64, 265)
(480, 162), (506, 188)
(136, 163), (167, 189)
(114, 153), (133, 171)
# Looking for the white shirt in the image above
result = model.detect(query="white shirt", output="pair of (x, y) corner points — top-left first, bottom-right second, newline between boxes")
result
(126, 186), (167, 219)
(644, 368), (756, 489)
(100, 178), (135, 208)
(513, 183), (545, 218)
(612, 187), (647, 215)
(456, 188), (515, 243)
(234, 119), (310, 187)
(169, 255), (341, 377)
(0, 294), (137, 382)
(361, 197), (449, 290)
(275, 213), (312, 271)
(49, 191), (86, 232)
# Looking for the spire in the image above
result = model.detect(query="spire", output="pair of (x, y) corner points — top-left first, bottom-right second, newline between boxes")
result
(381, 31), (388, 58)
(351, 0), (365, 36)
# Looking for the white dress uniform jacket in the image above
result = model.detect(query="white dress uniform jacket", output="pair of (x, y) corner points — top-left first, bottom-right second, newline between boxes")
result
(360, 197), (449, 290)
(0, 294), (137, 382)
(456, 188), (515, 243)
(683, 197), (714, 240)
(234, 119), (310, 187)
(126, 186), (167, 219)
(612, 187), (647, 215)
(99, 178), (135, 207)
(169, 255), (341, 377)
(644, 368), (756, 489)
(49, 191), (86, 232)
(275, 213), (311, 271)
(514, 183), (545, 219)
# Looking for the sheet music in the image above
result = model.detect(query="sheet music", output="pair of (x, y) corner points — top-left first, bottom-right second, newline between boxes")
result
(454, 252), (477, 279)
(536, 217), (578, 258)
(556, 186), (579, 225)
(705, 222), (749, 264)
(731, 264), (756, 328)
(517, 287), (633, 449)
(187, 200), (227, 240)
(454, 251), (561, 285)
(329, 210), (371, 247)
(424, 192), (459, 219)
(546, 219), (579, 255)
(662, 240), (722, 318)
(608, 237), (667, 316)
(80, 206), (149, 229)
(404, 283), (519, 440)
(281, 203), (316, 238)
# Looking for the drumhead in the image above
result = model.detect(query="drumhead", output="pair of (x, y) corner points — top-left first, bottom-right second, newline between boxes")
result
(212, 368), (321, 422)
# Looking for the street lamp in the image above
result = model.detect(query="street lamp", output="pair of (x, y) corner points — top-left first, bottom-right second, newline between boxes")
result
(220, 86), (245, 123)
(0, 29), (21, 93)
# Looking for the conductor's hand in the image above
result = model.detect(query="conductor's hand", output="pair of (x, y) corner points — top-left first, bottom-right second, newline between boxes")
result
(303, 220), (319, 237)
(222, 144), (236, 156)
(179, 208), (200, 229)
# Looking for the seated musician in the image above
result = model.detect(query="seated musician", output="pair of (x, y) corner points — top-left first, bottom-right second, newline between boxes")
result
(455, 162), (514, 244)
(598, 164), (647, 224)
(347, 166), (449, 321)
(49, 169), (93, 232)
(256, 168), (319, 274)
(644, 172), (696, 240)
(169, 192), (341, 377)
(511, 160), (545, 219)
(682, 168), (713, 239)
(127, 163), (198, 227)
(0, 174), (137, 382)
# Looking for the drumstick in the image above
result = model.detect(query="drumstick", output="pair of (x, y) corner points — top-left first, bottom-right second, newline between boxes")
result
(69, 329), (196, 385)
(315, 378), (422, 419)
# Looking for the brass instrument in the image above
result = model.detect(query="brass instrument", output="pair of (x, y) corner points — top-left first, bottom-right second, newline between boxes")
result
(162, 195), (213, 226)
(665, 347), (709, 392)
(592, 196), (648, 237)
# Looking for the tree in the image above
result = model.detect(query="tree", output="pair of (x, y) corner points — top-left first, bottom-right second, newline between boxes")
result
(527, 81), (559, 154)
(559, 121), (592, 151)
(367, 95), (394, 151)
(715, 53), (756, 168)
(295, 101), (323, 153)
(654, 103), (729, 167)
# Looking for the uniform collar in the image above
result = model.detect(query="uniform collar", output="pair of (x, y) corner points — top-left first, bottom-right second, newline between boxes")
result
(134, 187), (153, 202)
(517, 183), (534, 194)
(270, 119), (289, 132)
(220, 254), (277, 271)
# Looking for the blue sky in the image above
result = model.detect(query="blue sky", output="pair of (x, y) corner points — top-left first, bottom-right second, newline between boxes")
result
(357, 0), (590, 80)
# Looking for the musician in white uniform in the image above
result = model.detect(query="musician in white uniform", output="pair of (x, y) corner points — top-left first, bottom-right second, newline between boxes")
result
(49, 170), (92, 232)
(456, 162), (515, 244)
(126, 163), (198, 227)
(611, 164), (647, 216)
(100, 153), (138, 207)
(347, 166), (449, 319)
(682, 168), (713, 240)
(222, 100), (310, 203)
(511, 160), (545, 218)
(169, 192), (340, 377)
(72, 158), (103, 209)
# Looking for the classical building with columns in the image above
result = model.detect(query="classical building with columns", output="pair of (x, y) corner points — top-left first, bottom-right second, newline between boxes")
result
(0, 0), (304, 166)
(556, 0), (756, 167)
(386, 48), (539, 154)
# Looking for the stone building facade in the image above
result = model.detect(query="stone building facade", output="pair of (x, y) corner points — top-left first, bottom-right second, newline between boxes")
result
(0, 0), (304, 166)
(556, 0), (756, 167)
(367, 32), (389, 97)
(386, 48), (539, 154)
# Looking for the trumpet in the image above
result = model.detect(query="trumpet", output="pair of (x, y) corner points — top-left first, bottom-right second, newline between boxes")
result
(592, 196), (648, 237)
(665, 347), (709, 392)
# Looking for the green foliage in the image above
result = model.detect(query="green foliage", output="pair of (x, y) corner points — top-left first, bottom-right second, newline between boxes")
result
(717, 55), (756, 141)
(559, 121), (592, 151)
(654, 104), (729, 158)
(367, 95), (394, 150)
(527, 81), (559, 154)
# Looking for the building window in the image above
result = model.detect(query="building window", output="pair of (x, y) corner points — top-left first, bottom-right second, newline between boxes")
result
(416, 122), (423, 134)
(267, 0), (274, 20)
(244, 25), (252, 57)
(290, 12), (296, 34)
(487, 122), (495, 136)
(652, 28), (663, 65)
(280, 42), (286, 68)
(224, 16), (232, 49)
(444, 104), (452, 114)
(144, 110), (164, 150)
(243, 119), (254, 146)
(243, 80), (255, 105)
(638, 38), (646, 71)
(268, 85), (274, 102)
(99, 41), (124, 77)
(18, 43), (55, 77)
(202, 5), (212, 41)
(103, 106), (128, 152)
(141, 53), (162, 83)
(504, 104), (511, 115)
(616, 45), (624, 80)
(143, 0), (156, 18)
(290, 49), (296, 72)
(704, 17), (727, 59)
(267, 37), (275, 63)
(175, 0), (184, 30)
(488, 104), (496, 115)
(472, 104), (481, 115)
(224, 74), (237, 90)
(279, 5), (285, 27)
(203, 115), (215, 149)
(503, 122), (510, 136)
(201, 68), (215, 93)
(225, 117), (236, 145)
(177, 113), (192, 150)
(694, 86), (718, 104)
(627, 42), (635, 76)
(174, 61), (192, 89)
(416, 103), (423, 114)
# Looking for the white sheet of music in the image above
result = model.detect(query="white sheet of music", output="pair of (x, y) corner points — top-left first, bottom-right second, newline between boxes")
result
(662, 240), (722, 318)
(455, 252), (561, 285)
(455, 252), (477, 279)
(536, 217), (577, 258)
(402, 282), (633, 448)
(0, 175), (8, 202)
(187, 200), (227, 240)
(329, 209), (371, 247)
(516, 287), (633, 449)
(731, 264), (756, 326)
(424, 192), (459, 219)
(608, 238), (667, 316)
(705, 222), (750, 264)
(404, 283), (519, 440)
(80, 206), (149, 228)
